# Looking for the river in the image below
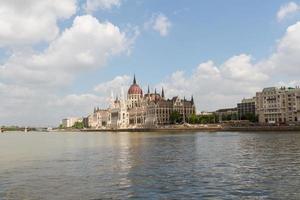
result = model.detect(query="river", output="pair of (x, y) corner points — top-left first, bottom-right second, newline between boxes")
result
(0, 131), (300, 199)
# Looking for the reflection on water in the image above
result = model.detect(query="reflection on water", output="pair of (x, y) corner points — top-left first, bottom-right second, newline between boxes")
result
(0, 132), (300, 199)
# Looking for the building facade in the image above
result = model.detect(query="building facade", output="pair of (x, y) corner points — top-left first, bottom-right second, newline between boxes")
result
(256, 87), (300, 124)
(88, 75), (196, 129)
(214, 108), (238, 122)
(61, 117), (82, 128)
(87, 108), (109, 128)
(237, 97), (256, 120)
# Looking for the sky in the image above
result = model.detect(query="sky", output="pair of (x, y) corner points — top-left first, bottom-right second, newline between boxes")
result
(1, 0), (300, 126)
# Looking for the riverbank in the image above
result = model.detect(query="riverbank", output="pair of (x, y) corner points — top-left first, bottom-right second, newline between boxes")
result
(80, 125), (300, 133)
(2, 124), (300, 133)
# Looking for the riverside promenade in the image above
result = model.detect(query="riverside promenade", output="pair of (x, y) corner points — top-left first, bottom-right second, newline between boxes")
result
(80, 124), (300, 133)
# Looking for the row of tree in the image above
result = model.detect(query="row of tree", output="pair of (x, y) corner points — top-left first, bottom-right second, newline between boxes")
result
(170, 111), (258, 124)
(169, 112), (217, 124)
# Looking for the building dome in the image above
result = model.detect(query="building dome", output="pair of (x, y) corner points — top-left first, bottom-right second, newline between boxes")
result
(128, 75), (143, 95)
(128, 84), (143, 95)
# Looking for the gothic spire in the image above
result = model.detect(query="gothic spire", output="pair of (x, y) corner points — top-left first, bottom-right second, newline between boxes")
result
(133, 74), (136, 84)
(147, 85), (150, 94)
(161, 87), (165, 98)
(191, 95), (194, 105)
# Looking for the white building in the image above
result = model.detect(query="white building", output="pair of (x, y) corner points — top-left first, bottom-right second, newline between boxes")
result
(83, 75), (196, 129)
(61, 117), (82, 128)
(87, 109), (109, 128)
(256, 87), (300, 124)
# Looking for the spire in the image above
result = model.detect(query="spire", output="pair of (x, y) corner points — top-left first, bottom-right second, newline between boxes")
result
(115, 95), (119, 102)
(133, 74), (136, 84)
(154, 88), (157, 103)
(191, 95), (194, 105)
(161, 87), (165, 98)
(147, 85), (150, 94)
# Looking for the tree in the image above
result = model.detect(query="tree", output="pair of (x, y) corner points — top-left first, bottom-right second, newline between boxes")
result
(170, 111), (182, 124)
(241, 113), (258, 122)
(73, 121), (84, 129)
(188, 113), (197, 124)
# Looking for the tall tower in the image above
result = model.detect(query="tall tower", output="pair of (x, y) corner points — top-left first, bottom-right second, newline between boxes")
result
(161, 87), (165, 99)
(127, 75), (143, 108)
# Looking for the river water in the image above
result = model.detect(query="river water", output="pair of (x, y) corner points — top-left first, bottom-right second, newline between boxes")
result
(0, 131), (300, 199)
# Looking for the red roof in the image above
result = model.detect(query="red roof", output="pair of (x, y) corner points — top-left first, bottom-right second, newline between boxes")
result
(128, 84), (143, 95)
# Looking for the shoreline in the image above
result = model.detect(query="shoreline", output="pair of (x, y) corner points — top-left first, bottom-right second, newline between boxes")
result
(80, 125), (300, 133)
(2, 125), (300, 133)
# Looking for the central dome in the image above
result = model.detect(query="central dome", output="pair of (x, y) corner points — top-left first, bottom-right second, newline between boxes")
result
(128, 75), (143, 95)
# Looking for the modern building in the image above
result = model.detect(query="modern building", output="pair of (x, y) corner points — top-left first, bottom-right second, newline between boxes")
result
(237, 97), (256, 120)
(256, 87), (300, 124)
(214, 108), (238, 122)
(61, 117), (82, 128)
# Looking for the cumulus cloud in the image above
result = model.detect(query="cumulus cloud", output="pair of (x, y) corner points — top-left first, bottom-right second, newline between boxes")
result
(0, 13), (133, 126)
(0, 83), (105, 126)
(0, 15), (129, 88)
(277, 2), (300, 21)
(84, 0), (121, 13)
(94, 75), (131, 95)
(0, 0), (77, 46)
(261, 21), (300, 77)
(159, 55), (269, 112)
(145, 13), (172, 36)
(221, 55), (268, 82)
(158, 20), (300, 112)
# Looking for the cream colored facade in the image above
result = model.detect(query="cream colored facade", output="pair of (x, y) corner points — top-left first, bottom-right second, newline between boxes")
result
(256, 87), (300, 124)
(86, 76), (196, 129)
(87, 109), (109, 128)
(62, 117), (82, 128)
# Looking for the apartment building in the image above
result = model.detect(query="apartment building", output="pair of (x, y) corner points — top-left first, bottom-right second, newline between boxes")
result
(256, 87), (300, 124)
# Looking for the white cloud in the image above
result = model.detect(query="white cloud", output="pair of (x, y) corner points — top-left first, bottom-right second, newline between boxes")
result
(277, 2), (300, 21)
(159, 20), (300, 111)
(145, 13), (172, 36)
(84, 0), (121, 13)
(262, 21), (300, 77)
(0, 0), (77, 46)
(0, 15), (130, 88)
(159, 55), (269, 112)
(0, 14), (133, 126)
(221, 54), (268, 82)
(94, 75), (131, 95)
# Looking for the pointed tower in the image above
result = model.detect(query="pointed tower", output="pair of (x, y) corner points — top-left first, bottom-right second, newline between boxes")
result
(191, 95), (194, 105)
(147, 85), (150, 94)
(161, 87), (165, 99)
(133, 74), (136, 84)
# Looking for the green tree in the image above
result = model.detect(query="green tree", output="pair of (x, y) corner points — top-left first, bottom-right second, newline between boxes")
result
(170, 111), (182, 124)
(188, 113), (197, 124)
(73, 121), (84, 129)
(241, 113), (258, 122)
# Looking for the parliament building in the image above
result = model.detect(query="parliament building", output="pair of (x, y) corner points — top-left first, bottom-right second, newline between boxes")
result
(87, 75), (196, 129)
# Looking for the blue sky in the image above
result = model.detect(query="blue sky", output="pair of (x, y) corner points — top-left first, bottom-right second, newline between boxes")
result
(73, 0), (290, 91)
(1, 0), (300, 126)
